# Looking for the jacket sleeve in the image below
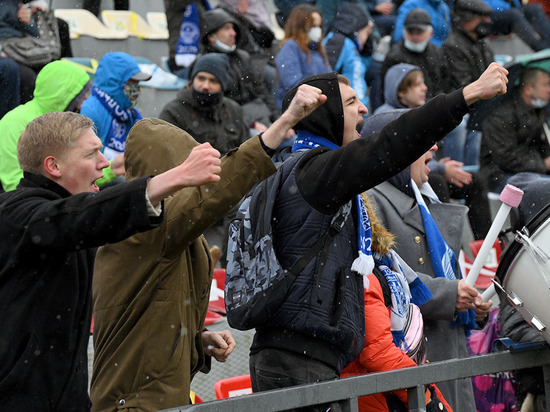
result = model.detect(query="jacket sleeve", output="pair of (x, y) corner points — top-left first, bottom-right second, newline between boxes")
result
(160, 135), (277, 258)
(276, 41), (306, 98)
(417, 273), (459, 321)
(15, 176), (162, 251)
(482, 105), (548, 174)
(359, 274), (417, 405)
(296, 89), (469, 214)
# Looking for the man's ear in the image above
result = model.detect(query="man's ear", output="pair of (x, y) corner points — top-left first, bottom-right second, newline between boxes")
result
(43, 156), (61, 178)
(207, 33), (216, 44)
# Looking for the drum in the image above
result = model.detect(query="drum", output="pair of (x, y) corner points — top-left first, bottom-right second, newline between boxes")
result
(495, 202), (550, 345)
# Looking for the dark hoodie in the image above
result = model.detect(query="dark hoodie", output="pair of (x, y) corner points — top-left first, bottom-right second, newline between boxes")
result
(324, 2), (371, 68)
(200, 8), (278, 121)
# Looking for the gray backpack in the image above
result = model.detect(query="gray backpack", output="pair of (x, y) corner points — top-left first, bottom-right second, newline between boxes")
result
(225, 154), (350, 330)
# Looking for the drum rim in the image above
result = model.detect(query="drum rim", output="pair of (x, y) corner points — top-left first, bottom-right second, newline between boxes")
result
(496, 201), (550, 282)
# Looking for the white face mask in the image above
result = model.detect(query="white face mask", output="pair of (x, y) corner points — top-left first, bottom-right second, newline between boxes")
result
(308, 27), (322, 43)
(214, 39), (236, 53)
(531, 98), (548, 108)
(404, 39), (429, 53)
(530, 87), (549, 108)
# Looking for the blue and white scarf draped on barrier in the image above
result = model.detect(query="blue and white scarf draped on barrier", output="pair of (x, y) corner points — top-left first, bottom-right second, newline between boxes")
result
(375, 250), (432, 350)
(92, 87), (142, 159)
(411, 179), (477, 333)
(175, 1), (211, 68)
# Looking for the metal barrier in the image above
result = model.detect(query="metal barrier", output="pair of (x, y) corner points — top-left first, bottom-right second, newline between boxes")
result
(160, 346), (550, 412)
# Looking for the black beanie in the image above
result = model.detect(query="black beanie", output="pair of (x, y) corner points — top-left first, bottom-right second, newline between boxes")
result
(282, 72), (345, 146)
(190, 53), (230, 91)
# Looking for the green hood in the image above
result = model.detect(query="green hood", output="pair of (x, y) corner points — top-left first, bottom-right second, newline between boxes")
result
(33, 60), (91, 112)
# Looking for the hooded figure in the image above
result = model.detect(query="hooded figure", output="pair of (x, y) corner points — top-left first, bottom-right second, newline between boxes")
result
(248, 70), (476, 410)
(80, 52), (151, 160)
(323, 2), (372, 107)
(90, 118), (280, 412)
(376, 63), (423, 113)
(0, 59), (91, 191)
(199, 8), (278, 126)
(363, 110), (480, 412)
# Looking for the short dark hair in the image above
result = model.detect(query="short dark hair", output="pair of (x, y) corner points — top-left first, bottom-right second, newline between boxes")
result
(520, 67), (550, 89)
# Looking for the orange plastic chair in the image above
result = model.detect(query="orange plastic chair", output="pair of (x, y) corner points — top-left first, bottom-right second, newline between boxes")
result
(214, 374), (253, 399)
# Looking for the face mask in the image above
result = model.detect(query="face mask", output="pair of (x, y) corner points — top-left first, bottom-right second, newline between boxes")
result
(308, 27), (322, 43)
(474, 21), (492, 39)
(192, 88), (221, 106)
(531, 88), (548, 109)
(404, 39), (429, 53)
(124, 81), (141, 107)
(214, 39), (236, 53)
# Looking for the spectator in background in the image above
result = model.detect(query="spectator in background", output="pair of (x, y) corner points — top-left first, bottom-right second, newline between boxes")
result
(324, 2), (374, 108)
(442, 0), (493, 166)
(0, 0), (73, 67)
(82, 0), (129, 16)
(480, 67), (550, 192)
(275, 3), (331, 108)
(392, 0), (451, 46)
(200, 8), (278, 130)
(164, 0), (211, 79)
(485, 0), (550, 51)
(80, 52), (151, 161)
(381, 8), (447, 100)
(159, 53), (248, 155)
(0, 60), (93, 192)
(217, 0), (278, 96)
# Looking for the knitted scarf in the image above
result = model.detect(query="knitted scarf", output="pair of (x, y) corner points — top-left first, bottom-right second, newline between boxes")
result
(411, 179), (477, 333)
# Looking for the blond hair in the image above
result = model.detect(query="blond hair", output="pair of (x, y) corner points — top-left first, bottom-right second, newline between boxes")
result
(18, 112), (94, 175)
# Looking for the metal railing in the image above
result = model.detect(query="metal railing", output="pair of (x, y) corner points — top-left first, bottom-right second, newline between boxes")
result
(160, 346), (550, 412)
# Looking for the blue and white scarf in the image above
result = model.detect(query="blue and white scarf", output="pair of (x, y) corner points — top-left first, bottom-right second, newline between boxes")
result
(92, 87), (142, 159)
(411, 179), (477, 333)
(292, 131), (374, 287)
(375, 250), (432, 350)
(175, 1), (211, 68)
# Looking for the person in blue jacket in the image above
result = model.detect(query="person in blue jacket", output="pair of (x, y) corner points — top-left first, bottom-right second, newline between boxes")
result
(275, 3), (331, 108)
(80, 52), (151, 160)
(323, 2), (374, 109)
(393, 0), (451, 46)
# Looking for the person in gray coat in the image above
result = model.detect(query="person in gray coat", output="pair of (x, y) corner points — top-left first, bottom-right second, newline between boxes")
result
(362, 109), (493, 412)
